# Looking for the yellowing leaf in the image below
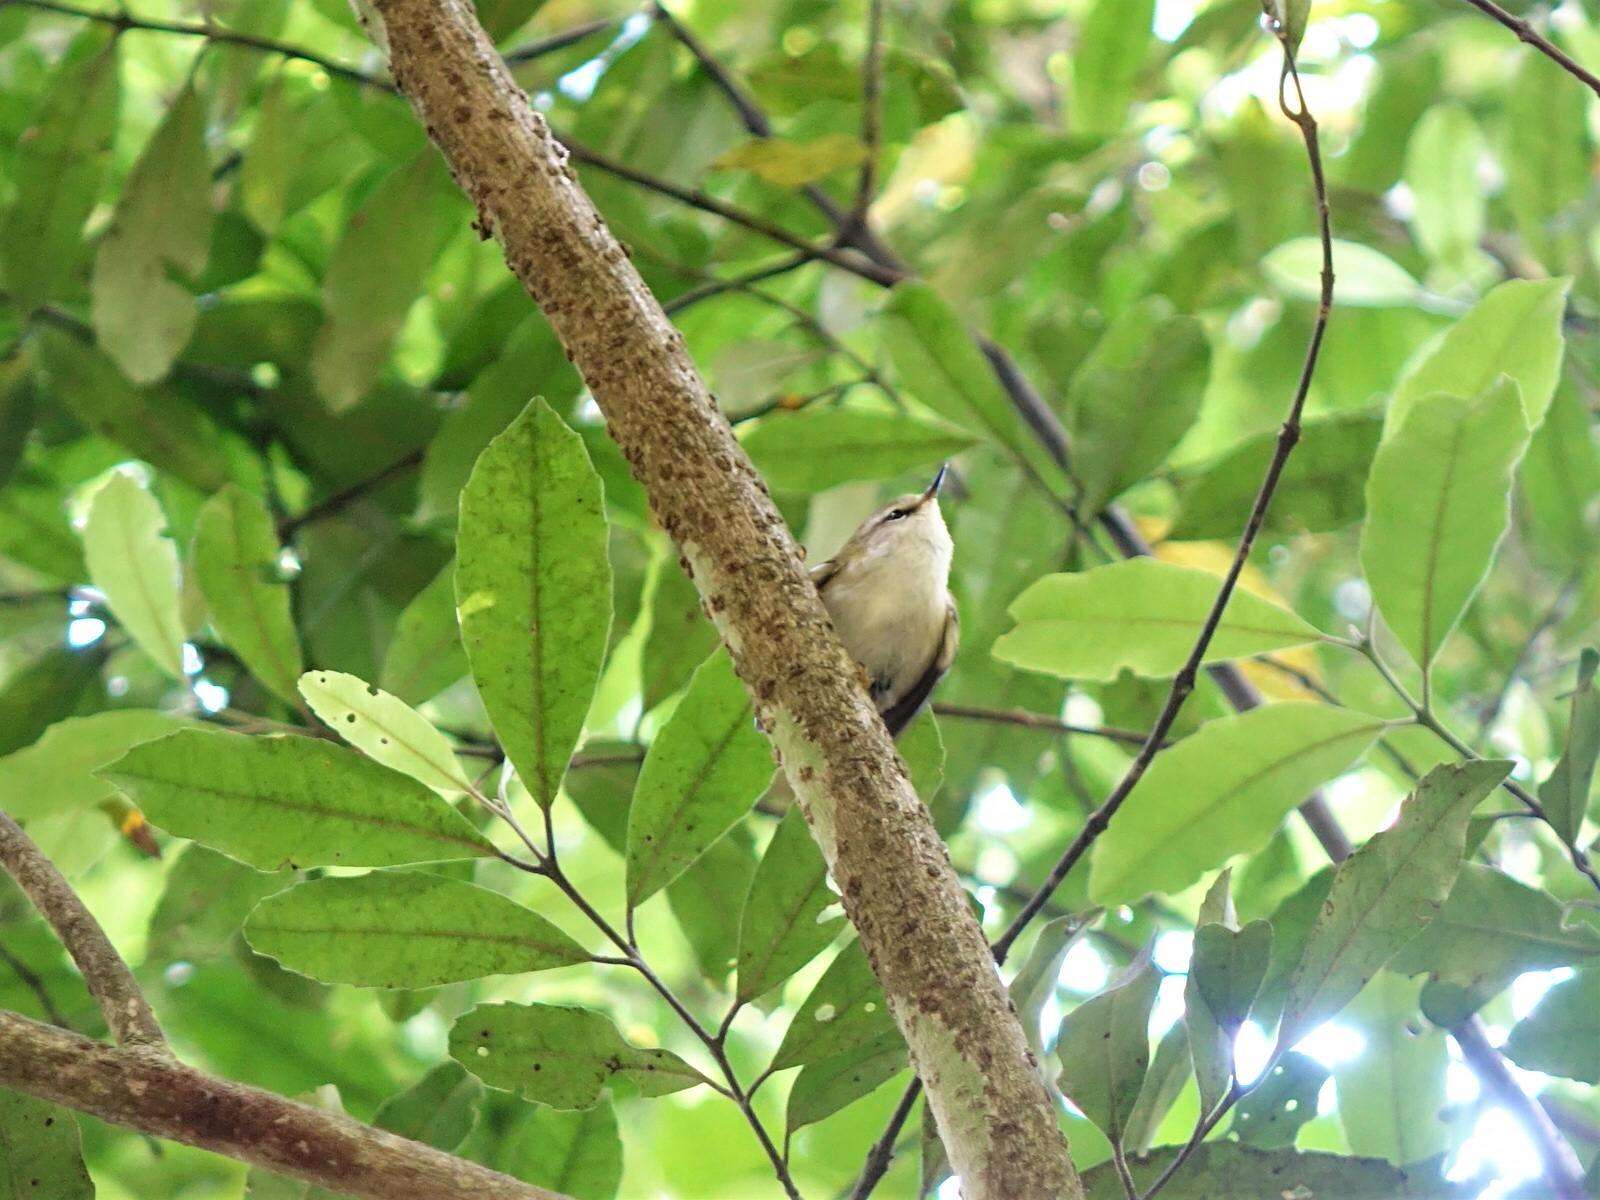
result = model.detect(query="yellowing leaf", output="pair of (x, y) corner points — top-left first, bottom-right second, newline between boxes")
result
(713, 134), (866, 188)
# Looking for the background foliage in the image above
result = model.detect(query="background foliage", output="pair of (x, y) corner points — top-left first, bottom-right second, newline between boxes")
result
(2, 0), (1600, 1196)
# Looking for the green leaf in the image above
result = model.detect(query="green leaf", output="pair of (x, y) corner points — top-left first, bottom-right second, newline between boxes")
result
(1506, 963), (1600, 1083)
(1403, 105), (1485, 268)
(1522, 383), (1600, 560)
(89, 83), (211, 383)
(1275, 760), (1510, 1056)
(380, 561), (468, 705)
(786, 1033), (907, 1133)
(1388, 278), (1570, 430)
(0, 710), (184, 821)
(247, 871), (587, 988)
(0, 31), (120, 309)
(373, 1062), (482, 1152)
(640, 562), (721, 714)
(0, 1089), (92, 1200)
(626, 651), (774, 907)
(1192, 919), (1272, 1034)
(1124, 1021), (1192, 1156)
(103, 729), (495, 870)
(711, 133), (867, 187)
(739, 406), (974, 494)
(451, 1003), (707, 1108)
(193, 486), (304, 706)
(1170, 412), (1382, 540)
(1009, 912), (1095, 1060)
(1540, 649), (1600, 846)
(471, 1098), (623, 1200)
(666, 827), (756, 986)
(1070, 0), (1155, 136)
(1263, 239), (1418, 308)
(880, 283), (1067, 496)
(1065, 297), (1208, 513)
(1332, 972), (1448, 1166)
(82, 472), (187, 680)
(1260, 0), (1310, 49)
(458, 397), (612, 809)
(737, 807), (845, 1003)
(1360, 379), (1530, 674)
(298, 670), (475, 797)
(1080, 1142), (1461, 1199)
(1231, 1051), (1327, 1149)
(1390, 863), (1600, 1025)
(995, 560), (1325, 682)
(147, 844), (291, 963)
(1505, 54), (1590, 266)
(771, 939), (899, 1072)
(37, 331), (231, 492)
(1089, 704), (1386, 904)
(1055, 949), (1160, 1146)
(1186, 870), (1237, 1119)
(311, 153), (454, 410)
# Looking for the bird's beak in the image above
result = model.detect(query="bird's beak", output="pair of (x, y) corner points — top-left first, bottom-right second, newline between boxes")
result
(920, 463), (948, 506)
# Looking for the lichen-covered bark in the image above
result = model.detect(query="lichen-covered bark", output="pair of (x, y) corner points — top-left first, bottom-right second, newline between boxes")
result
(369, 1), (1076, 1193)
(0, 1011), (562, 1200)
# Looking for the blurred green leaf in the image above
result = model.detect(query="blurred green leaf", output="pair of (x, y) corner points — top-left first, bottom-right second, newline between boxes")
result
(1539, 649), (1600, 847)
(147, 844), (292, 963)
(1263, 239), (1417, 308)
(1071, 0), (1154, 136)
(468, 1096), (623, 1200)
(458, 398), (611, 809)
(1506, 963), (1600, 1083)
(712, 133), (866, 188)
(374, 1061), (482, 1152)
(1231, 1051), (1326, 1148)
(82, 471), (187, 679)
(380, 561), (469, 705)
(740, 406), (974, 494)
(1403, 105), (1484, 269)
(0, 709), (183, 821)
(1332, 972), (1448, 1166)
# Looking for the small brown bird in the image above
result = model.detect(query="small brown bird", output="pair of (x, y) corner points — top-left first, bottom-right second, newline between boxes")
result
(810, 466), (959, 736)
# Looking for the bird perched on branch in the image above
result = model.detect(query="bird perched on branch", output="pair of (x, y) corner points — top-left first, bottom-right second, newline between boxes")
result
(810, 465), (959, 736)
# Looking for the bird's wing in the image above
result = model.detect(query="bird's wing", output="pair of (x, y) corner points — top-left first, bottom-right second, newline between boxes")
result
(881, 598), (959, 738)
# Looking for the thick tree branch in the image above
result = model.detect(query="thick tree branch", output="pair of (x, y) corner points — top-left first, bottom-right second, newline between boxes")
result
(0, 811), (164, 1050)
(0, 1010), (566, 1200)
(368, 1), (1076, 1195)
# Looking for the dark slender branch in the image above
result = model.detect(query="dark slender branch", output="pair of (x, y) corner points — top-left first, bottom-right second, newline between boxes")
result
(4, 0), (394, 89)
(501, 17), (616, 65)
(931, 702), (1155, 747)
(661, 252), (814, 315)
(277, 449), (424, 539)
(0, 941), (72, 1030)
(0, 588), (71, 607)
(848, 1083), (921, 1200)
(0, 812), (165, 1050)
(1457, 0), (1600, 96)
(851, 0), (887, 225)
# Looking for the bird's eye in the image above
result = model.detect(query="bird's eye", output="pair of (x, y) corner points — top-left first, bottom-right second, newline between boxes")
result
(886, 507), (910, 522)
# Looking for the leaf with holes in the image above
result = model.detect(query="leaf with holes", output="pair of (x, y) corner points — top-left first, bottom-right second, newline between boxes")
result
(1231, 1051), (1327, 1148)
(450, 1003), (707, 1109)
(0, 1090), (92, 1200)
(247, 871), (587, 988)
(102, 728), (494, 870)
(626, 650), (774, 907)
(298, 670), (474, 797)
(771, 939), (899, 1072)
(458, 397), (612, 810)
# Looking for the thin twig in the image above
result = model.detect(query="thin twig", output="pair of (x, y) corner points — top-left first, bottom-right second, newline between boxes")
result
(851, 0), (887, 227)
(1457, 0), (1600, 96)
(501, 17), (616, 66)
(277, 449), (424, 539)
(0, 812), (165, 1050)
(0, 941), (72, 1030)
(932, 703), (1156, 747)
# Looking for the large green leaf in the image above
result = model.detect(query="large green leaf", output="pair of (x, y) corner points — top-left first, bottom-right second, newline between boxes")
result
(1275, 760), (1510, 1056)
(1387, 278), (1569, 430)
(1191, 919), (1271, 1035)
(379, 561), (468, 705)
(667, 827), (756, 986)
(469, 1097), (623, 1200)
(1505, 964), (1600, 1083)
(1389, 863), (1600, 1026)
(450, 1003), (707, 1108)
(298, 670), (475, 798)
(1403, 105), (1485, 268)
(458, 397), (612, 810)
(1065, 297), (1208, 513)
(373, 1062), (482, 1153)
(1505, 54), (1590, 267)
(995, 560), (1325, 682)
(880, 283), (1067, 495)
(1522, 383), (1600, 560)
(1540, 649), (1600, 846)
(1231, 1051), (1327, 1148)
(1009, 912), (1094, 1061)
(0, 1090), (92, 1200)
(1263, 239), (1418, 308)
(82, 471), (187, 680)
(1079, 1143), (1461, 1199)
(89, 83), (211, 383)
(193, 486), (303, 706)
(246, 871), (587, 987)
(736, 806), (845, 1003)
(1070, 0), (1155, 136)
(786, 1034), (907, 1133)
(771, 939), (899, 1072)
(1089, 704), (1386, 904)
(1055, 950), (1160, 1147)
(0, 31), (120, 309)
(739, 405), (974, 493)
(1170, 412), (1382, 540)
(1360, 379), (1529, 675)
(147, 844), (292, 963)
(103, 729), (495, 870)
(626, 651), (773, 907)
(0, 709), (184, 821)
(1332, 972), (1448, 1166)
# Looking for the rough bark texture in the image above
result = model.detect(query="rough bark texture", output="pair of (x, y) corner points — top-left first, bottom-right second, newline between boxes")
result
(369, 1), (1076, 1194)
(0, 1010), (564, 1200)
(0, 811), (165, 1050)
